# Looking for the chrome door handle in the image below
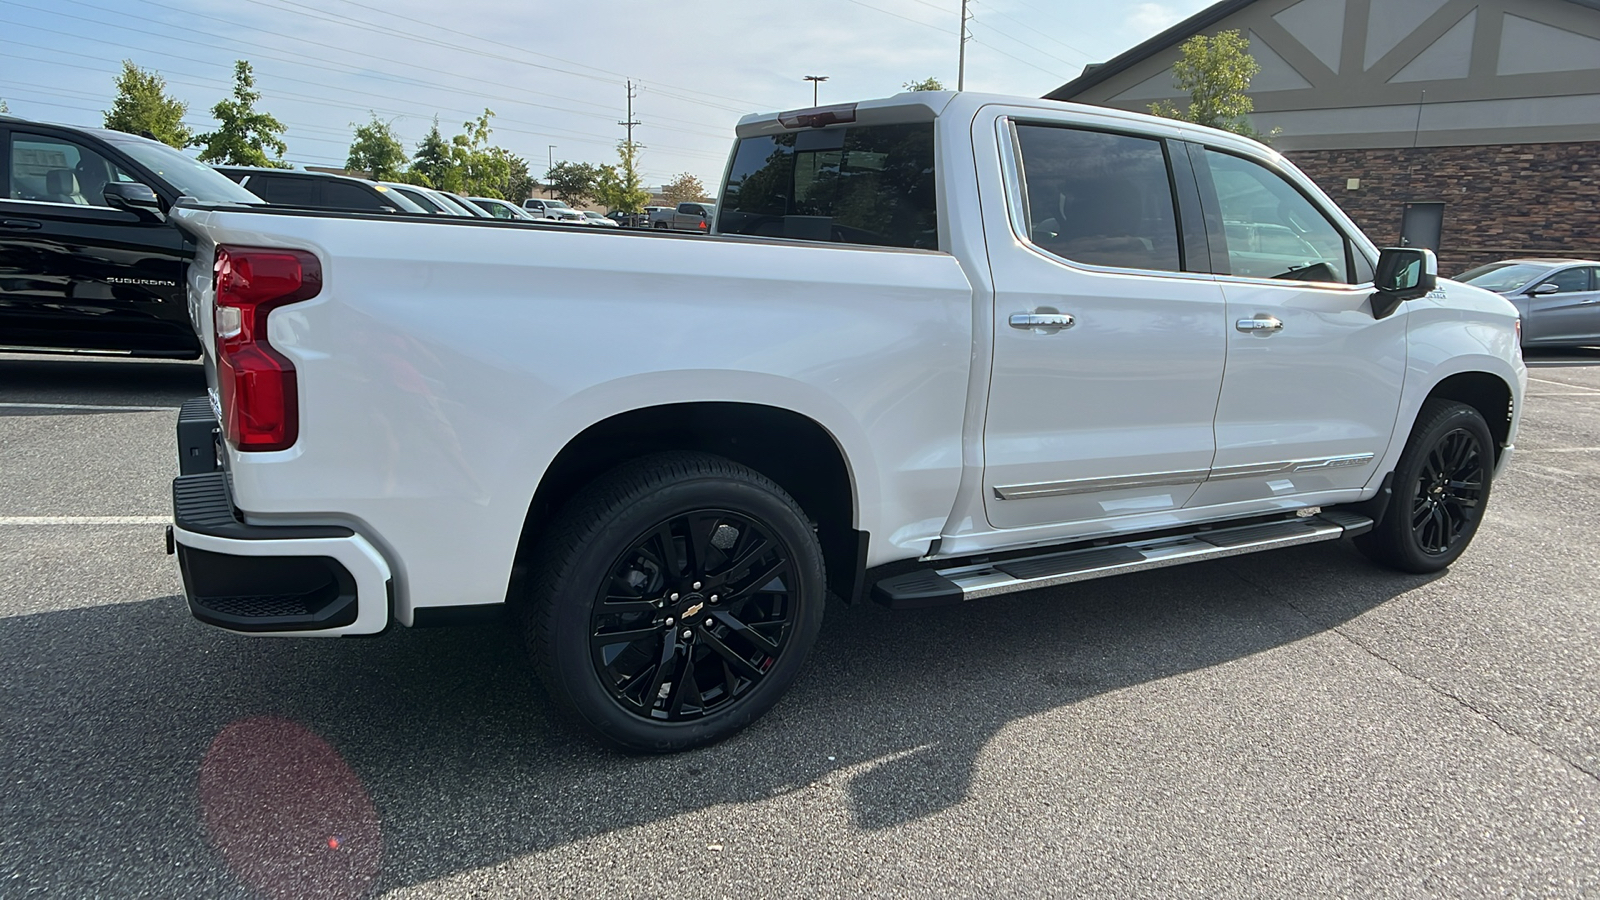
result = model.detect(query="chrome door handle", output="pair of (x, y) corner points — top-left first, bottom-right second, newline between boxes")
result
(1236, 315), (1283, 334)
(1009, 312), (1074, 330)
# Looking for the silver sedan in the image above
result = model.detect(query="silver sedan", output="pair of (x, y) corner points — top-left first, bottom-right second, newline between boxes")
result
(1457, 258), (1600, 348)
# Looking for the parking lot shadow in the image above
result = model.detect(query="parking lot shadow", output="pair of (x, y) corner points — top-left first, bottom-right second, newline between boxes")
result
(0, 540), (1434, 896)
(0, 355), (204, 411)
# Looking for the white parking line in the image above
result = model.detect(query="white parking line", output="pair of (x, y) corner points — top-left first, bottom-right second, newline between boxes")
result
(1528, 377), (1600, 392)
(1517, 447), (1600, 453)
(0, 402), (179, 412)
(0, 516), (170, 525)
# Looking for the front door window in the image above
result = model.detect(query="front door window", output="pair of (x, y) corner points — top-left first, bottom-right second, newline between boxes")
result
(9, 135), (130, 208)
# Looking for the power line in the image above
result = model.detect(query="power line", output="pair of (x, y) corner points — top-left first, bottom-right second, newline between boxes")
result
(969, 0), (1094, 61)
(839, 0), (957, 35)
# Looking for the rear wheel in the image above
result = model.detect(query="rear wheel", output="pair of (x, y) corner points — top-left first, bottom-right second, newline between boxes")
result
(523, 453), (825, 752)
(1356, 399), (1494, 573)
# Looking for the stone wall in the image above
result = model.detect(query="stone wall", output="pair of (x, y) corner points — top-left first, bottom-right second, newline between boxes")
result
(1284, 142), (1600, 276)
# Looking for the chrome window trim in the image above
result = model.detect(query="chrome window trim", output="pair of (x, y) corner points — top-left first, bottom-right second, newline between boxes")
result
(1212, 272), (1376, 293)
(0, 196), (119, 213)
(995, 115), (1217, 285)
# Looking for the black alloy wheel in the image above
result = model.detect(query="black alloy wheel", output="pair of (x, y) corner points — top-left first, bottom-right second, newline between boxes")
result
(1410, 427), (1485, 555)
(1356, 399), (1495, 573)
(591, 510), (797, 722)
(524, 452), (825, 753)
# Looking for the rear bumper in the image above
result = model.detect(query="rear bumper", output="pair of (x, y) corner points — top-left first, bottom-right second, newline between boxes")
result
(170, 400), (391, 636)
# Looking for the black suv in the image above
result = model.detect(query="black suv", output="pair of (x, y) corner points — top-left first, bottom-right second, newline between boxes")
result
(0, 116), (262, 358)
(214, 167), (423, 214)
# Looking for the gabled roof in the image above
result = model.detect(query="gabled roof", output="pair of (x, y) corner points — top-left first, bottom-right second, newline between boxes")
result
(1045, 0), (1600, 100)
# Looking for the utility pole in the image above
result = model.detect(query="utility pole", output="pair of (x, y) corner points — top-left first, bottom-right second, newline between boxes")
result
(958, 0), (971, 91)
(546, 145), (555, 198)
(803, 74), (828, 106)
(619, 80), (641, 147)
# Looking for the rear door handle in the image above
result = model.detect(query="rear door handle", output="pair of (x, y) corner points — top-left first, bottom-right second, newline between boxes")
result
(1, 219), (42, 231)
(1236, 315), (1284, 334)
(1009, 312), (1075, 331)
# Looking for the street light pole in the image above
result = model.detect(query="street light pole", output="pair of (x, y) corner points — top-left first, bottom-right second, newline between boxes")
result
(547, 145), (556, 199)
(803, 74), (828, 106)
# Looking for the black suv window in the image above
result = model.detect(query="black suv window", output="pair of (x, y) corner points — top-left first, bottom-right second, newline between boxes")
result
(323, 180), (387, 211)
(8, 134), (132, 208)
(719, 122), (937, 249)
(1013, 125), (1182, 273)
(245, 173), (317, 206)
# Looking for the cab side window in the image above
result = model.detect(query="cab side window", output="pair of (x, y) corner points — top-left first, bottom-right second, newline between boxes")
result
(1202, 149), (1353, 284)
(1013, 125), (1183, 273)
(323, 181), (387, 211)
(9, 135), (129, 208)
(1542, 267), (1592, 293)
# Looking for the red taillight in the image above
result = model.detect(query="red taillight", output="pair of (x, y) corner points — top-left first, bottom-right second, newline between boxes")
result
(213, 246), (322, 451)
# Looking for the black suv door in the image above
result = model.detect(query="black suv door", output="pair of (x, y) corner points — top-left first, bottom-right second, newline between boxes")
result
(0, 126), (197, 357)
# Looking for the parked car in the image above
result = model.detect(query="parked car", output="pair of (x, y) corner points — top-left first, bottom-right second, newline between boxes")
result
(641, 206), (670, 228)
(438, 190), (493, 217)
(579, 210), (619, 228)
(522, 197), (585, 223)
(470, 197), (535, 220)
(0, 115), (261, 358)
(214, 166), (424, 214)
(654, 201), (716, 232)
(1457, 258), (1600, 348)
(604, 210), (640, 227)
(166, 91), (1523, 754)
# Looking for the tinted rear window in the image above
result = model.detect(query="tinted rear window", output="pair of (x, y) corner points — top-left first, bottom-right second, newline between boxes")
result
(717, 122), (936, 249)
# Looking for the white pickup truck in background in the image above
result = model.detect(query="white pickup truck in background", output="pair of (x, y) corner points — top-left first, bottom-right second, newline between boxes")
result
(167, 92), (1524, 752)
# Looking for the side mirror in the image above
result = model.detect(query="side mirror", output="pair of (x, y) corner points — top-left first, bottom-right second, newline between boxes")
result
(103, 182), (164, 222)
(1370, 246), (1437, 319)
(1529, 282), (1562, 296)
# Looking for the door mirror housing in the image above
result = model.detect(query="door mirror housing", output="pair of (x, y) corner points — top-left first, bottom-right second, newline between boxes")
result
(1528, 282), (1562, 296)
(1371, 247), (1437, 319)
(103, 182), (164, 222)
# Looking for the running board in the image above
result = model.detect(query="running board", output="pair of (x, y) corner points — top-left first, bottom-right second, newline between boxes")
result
(872, 512), (1373, 609)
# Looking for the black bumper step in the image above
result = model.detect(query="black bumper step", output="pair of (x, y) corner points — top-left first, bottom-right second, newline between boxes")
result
(173, 472), (352, 541)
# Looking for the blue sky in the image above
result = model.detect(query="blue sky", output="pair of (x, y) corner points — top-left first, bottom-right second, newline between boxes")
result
(0, 0), (1209, 188)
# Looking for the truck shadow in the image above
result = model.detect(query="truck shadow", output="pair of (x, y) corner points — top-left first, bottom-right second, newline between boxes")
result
(0, 540), (1432, 896)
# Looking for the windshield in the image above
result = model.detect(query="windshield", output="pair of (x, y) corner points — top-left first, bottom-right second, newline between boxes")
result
(1457, 263), (1550, 293)
(102, 136), (261, 204)
(545, 199), (570, 209)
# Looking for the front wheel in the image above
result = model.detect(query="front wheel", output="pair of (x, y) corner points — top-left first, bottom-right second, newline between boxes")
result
(523, 452), (826, 753)
(1356, 399), (1494, 573)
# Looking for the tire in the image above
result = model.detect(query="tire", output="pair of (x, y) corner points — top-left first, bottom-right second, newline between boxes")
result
(1356, 399), (1494, 573)
(523, 452), (826, 753)
(654, 222), (668, 229)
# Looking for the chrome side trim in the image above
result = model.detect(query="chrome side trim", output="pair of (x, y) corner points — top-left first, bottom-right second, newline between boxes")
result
(1206, 453), (1375, 481)
(993, 468), (1209, 501)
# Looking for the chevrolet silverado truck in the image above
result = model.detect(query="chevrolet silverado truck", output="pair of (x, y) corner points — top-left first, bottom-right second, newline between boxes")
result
(166, 92), (1525, 752)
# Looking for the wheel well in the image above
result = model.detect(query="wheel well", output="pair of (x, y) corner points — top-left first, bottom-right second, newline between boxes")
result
(1426, 372), (1514, 461)
(511, 403), (864, 604)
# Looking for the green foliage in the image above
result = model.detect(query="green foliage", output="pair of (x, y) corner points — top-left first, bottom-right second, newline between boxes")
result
(408, 118), (452, 188)
(902, 77), (945, 92)
(544, 160), (604, 204)
(406, 110), (511, 196)
(0, 98), (8, 114)
(104, 61), (192, 148)
(488, 151), (535, 203)
(346, 114), (407, 181)
(1148, 30), (1276, 141)
(594, 141), (651, 214)
(660, 173), (708, 205)
(193, 61), (288, 167)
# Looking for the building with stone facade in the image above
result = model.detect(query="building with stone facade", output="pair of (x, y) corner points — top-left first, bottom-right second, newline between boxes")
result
(1046, 0), (1600, 275)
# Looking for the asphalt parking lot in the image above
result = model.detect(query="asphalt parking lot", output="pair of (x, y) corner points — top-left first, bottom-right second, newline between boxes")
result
(2, 350), (1598, 899)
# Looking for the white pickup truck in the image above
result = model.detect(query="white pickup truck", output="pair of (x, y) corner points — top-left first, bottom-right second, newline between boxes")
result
(167, 92), (1524, 752)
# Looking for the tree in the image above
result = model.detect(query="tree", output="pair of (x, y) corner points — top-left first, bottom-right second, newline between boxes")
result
(660, 173), (708, 205)
(346, 114), (407, 181)
(903, 77), (945, 91)
(193, 60), (288, 167)
(593, 141), (651, 214)
(103, 61), (192, 148)
(491, 151), (535, 203)
(449, 109), (510, 197)
(408, 118), (453, 188)
(1148, 30), (1275, 140)
(0, 98), (7, 114)
(544, 160), (603, 204)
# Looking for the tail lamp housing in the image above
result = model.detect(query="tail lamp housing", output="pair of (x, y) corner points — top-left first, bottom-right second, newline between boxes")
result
(213, 246), (322, 451)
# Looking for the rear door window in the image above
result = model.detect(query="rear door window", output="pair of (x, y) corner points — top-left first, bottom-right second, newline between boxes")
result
(718, 122), (937, 249)
(323, 181), (387, 211)
(247, 174), (318, 207)
(1011, 125), (1183, 272)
